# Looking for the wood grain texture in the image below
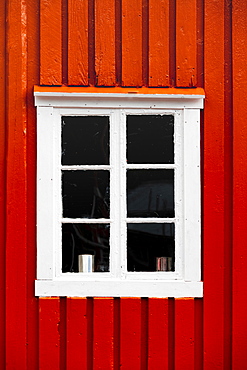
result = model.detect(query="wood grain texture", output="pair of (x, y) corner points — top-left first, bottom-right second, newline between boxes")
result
(148, 298), (169, 370)
(66, 298), (88, 369)
(232, 0), (247, 368)
(204, 0), (225, 368)
(94, 298), (114, 369)
(5, 0), (28, 368)
(68, 0), (88, 85)
(120, 298), (141, 369)
(122, 0), (142, 86)
(175, 299), (194, 369)
(26, 0), (40, 367)
(95, 0), (115, 86)
(149, 0), (169, 86)
(39, 298), (60, 370)
(176, 0), (197, 86)
(40, 0), (62, 84)
(0, 0), (5, 368)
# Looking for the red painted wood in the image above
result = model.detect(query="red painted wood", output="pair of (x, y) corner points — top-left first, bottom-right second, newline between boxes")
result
(0, 0), (5, 368)
(232, 1), (247, 368)
(175, 299), (194, 370)
(94, 298), (114, 369)
(204, 0), (225, 368)
(122, 0), (142, 86)
(5, 0), (28, 368)
(176, 0), (197, 86)
(39, 298), (60, 369)
(66, 298), (88, 369)
(149, 0), (169, 87)
(148, 298), (169, 370)
(40, 0), (62, 85)
(68, 0), (88, 85)
(26, 0), (40, 368)
(120, 298), (141, 369)
(95, 0), (115, 86)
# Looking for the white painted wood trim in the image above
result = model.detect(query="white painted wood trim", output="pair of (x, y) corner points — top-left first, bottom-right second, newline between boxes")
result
(184, 109), (201, 281)
(35, 92), (204, 109)
(35, 280), (203, 298)
(37, 107), (54, 279)
(36, 92), (204, 297)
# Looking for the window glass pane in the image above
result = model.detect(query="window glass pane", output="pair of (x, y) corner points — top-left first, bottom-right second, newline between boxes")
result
(62, 170), (110, 218)
(127, 223), (175, 271)
(62, 116), (109, 165)
(127, 170), (174, 218)
(127, 115), (174, 164)
(62, 223), (110, 272)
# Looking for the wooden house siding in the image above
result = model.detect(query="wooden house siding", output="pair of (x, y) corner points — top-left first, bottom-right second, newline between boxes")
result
(1, 0), (246, 368)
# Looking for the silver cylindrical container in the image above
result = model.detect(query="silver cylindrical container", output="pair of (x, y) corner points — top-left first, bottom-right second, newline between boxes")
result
(156, 257), (173, 271)
(78, 254), (95, 273)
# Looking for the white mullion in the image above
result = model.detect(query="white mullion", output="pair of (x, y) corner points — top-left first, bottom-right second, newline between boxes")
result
(126, 218), (176, 223)
(62, 218), (112, 224)
(61, 165), (111, 171)
(174, 110), (183, 279)
(126, 164), (176, 169)
(110, 111), (120, 277)
(120, 110), (127, 277)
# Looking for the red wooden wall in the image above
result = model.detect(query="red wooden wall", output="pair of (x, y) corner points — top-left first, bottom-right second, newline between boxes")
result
(1, 0), (247, 368)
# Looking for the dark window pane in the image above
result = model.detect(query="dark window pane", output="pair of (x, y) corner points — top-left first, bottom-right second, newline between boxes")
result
(127, 170), (174, 218)
(127, 115), (174, 164)
(127, 223), (175, 272)
(62, 171), (110, 218)
(62, 223), (110, 272)
(62, 116), (109, 165)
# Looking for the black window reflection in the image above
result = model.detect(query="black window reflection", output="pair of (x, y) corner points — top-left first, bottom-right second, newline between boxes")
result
(62, 170), (110, 219)
(62, 116), (109, 165)
(62, 223), (110, 272)
(127, 223), (175, 272)
(127, 115), (174, 164)
(127, 169), (174, 218)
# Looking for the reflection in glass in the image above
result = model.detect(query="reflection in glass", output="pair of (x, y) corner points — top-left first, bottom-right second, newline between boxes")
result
(127, 115), (174, 164)
(62, 170), (110, 218)
(127, 170), (174, 218)
(127, 223), (175, 271)
(62, 223), (110, 272)
(62, 116), (109, 165)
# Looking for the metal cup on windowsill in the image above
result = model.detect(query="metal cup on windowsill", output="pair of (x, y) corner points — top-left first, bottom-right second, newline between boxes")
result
(156, 257), (173, 271)
(78, 254), (95, 273)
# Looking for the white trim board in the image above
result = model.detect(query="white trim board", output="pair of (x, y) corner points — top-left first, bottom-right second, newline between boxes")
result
(35, 92), (204, 297)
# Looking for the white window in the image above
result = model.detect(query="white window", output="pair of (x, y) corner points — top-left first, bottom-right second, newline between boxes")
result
(34, 90), (204, 297)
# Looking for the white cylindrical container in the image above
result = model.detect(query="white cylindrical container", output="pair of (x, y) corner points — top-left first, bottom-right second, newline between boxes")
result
(78, 254), (95, 273)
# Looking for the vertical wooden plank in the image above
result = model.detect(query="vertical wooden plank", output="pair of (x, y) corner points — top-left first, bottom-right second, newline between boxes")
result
(149, 0), (169, 87)
(40, 0), (62, 85)
(5, 0), (27, 368)
(122, 0), (142, 86)
(39, 298), (60, 370)
(0, 0), (5, 367)
(175, 299), (194, 370)
(232, 1), (247, 368)
(68, 0), (88, 85)
(26, 0), (40, 368)
(148, 298), (169, 370)
(94, 298), (114, 369)
(95, 0), (115, 86)
(204, 0), (225, 368)
(120, 298), (141, 369)
(66, 298), (88, 369)
(176, 0), (197, 86)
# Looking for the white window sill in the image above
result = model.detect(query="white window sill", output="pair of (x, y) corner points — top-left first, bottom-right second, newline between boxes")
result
(35, 279), (203, 298)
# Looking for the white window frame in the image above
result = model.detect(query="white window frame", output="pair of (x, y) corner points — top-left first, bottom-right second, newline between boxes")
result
(34, 92), (204, 297)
